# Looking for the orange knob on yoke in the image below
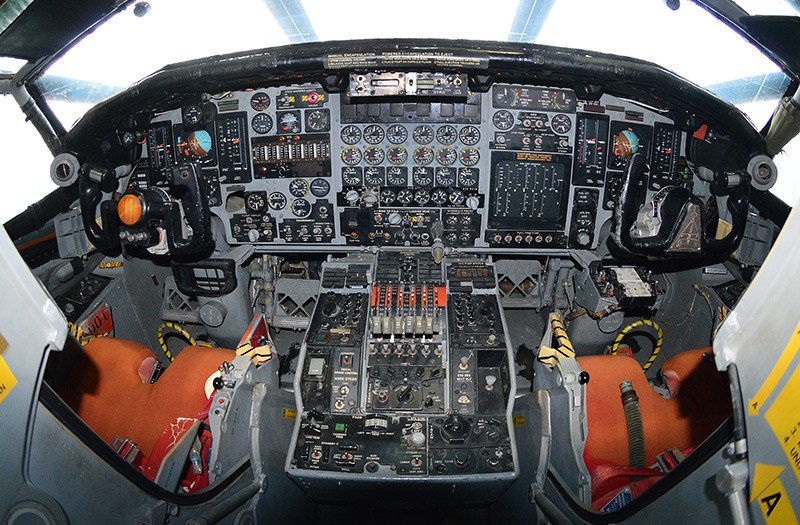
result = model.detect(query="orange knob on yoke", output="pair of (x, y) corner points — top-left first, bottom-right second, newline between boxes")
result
(118, 193), (144, 226)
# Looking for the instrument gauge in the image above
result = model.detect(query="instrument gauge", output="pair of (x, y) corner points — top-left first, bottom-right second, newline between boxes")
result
(363, 124), (385, 144)
(492, 110), (515, 131)
(552, 90), (576, 111)
(386, 124), (408, 144)
(380, 189), (396, 205)
(268, 192), (287, 210)
(289, 178), (310, 198)
(494, 86), (519, 107)
(436, 125), (458, 145)
(341, 146), (362, 165)
(290, 198), (312, 217)
(250, 92), (271, 111)
(386, 166), (408, 186)
(251, 113), (273, 134)
(459, 126), (481, 146)
(436, 146), (457, 166)
(412, 167), (434, 187)
(278, 111), (301, 134)
(551, 114), (572, 134)
(310, 178), (330, 197)
(396, 189), (413, 205)
(340, 125), (362, 145)
(364, 167), (385, 187)
(414, 189), (431, 205)
(412, 125), (434, 145)
(387, 146), (408, 165)
(305, 109), (330, 132)
(341, 167), (363, 186)
(182, 104), (204, 128)
(363, 146), (385, 165)
(413, 146), (434, 165)
(458, 168), (479, 188)
(435, 168), (456, 187)
(459, 147), (480, 167)
(430, 188), (449, 206)
(449, 189), (466, 206)
(245, 192), (267, 212)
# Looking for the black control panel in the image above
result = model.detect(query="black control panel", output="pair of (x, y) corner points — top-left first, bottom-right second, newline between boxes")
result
(288, 254), (516, 482)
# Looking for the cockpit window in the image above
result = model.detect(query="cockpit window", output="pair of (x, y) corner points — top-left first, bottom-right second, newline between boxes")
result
(38, 0), (788, 129)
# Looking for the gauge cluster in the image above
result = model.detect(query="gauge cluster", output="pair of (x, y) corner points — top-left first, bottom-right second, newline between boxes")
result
(130, 80), (687, 252)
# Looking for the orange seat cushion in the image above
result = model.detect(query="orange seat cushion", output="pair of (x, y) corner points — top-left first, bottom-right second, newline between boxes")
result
(578, 349), (731, 471)
(60, 338), (235, 457)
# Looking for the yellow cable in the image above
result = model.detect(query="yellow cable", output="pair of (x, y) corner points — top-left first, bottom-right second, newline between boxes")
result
(611, 319), (664, 372)
(156, 321), (197, 362)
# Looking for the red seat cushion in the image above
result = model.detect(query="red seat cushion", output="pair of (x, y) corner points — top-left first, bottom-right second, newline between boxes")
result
(578, 348), (731, 472)
(60, 338), (234, 457)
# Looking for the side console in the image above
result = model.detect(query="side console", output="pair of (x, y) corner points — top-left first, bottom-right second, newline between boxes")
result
(286, 253), (518, 501)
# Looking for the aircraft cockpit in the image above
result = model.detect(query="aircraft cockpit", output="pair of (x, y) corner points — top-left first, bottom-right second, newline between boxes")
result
(2, 1), (800, 524)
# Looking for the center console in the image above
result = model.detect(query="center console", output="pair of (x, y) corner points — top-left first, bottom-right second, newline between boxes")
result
(286, 253), (518, 500)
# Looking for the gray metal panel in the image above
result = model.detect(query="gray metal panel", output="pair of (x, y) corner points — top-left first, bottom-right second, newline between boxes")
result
(715, 193), (800, 520)
(0, 225), (67, 520)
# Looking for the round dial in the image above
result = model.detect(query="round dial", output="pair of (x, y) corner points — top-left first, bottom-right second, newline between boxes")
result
(430, 188), (449, 206)
(551, 114), (572, 134)
(340, 125), (362, 145)
(413, 146), (434, 165)
(380, 189), (396, 205)
(305, 109), (330, 132)
(341, 146), (362, 165)
(458, 168), (479, 188)
(412, 167), (433, 187)
(290, 198), (311, 218)
(246, 192), (266, 212)
(449, 189), (466, 206)
(412, 125), (434, 145)
(363, 146), (385, 165)
(436, 125), (458, 145)
(341, 167), (362, 186)
(387, 146), (408, 165)
(278, 111), (301, 133)
(493, 110), (515, 131)
(414, 189), (431, 205)
(494, 86), (519, 106)
(182, 105), (204, 127)
(363, 124), (385, 144)
(435, 167), (456, 187)
(459, 126), (481, 146)
(436, 146), (457, 165)
(386, 124), (408, 144)
(310, 178), (330, 197)
(364, 167), (385, 186)
(459, 147), (480, 167)
(268, 191), (287, 210)
(552, 90), (575, 111)
(396, 189), (413, 205)
(251, 113), (273, 134)
(250, 92), (271, 111)
(386, 166), (407, 186)
(289, 178), (309, 198)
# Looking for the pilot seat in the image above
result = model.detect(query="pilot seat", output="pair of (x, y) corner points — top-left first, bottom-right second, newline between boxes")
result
(58, 337), (235, 491)
(577, 348), (732, 510)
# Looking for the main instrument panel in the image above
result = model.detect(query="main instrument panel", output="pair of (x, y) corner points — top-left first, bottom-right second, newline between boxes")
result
(129, 77), (689, 253)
